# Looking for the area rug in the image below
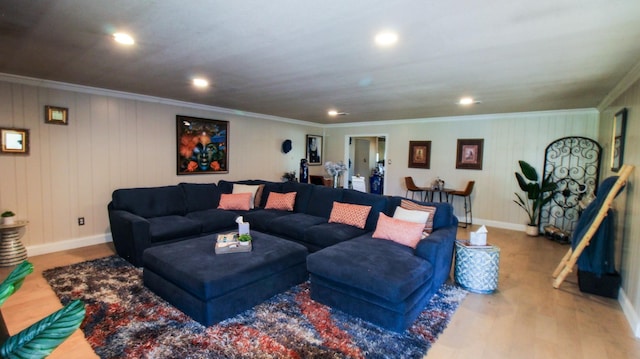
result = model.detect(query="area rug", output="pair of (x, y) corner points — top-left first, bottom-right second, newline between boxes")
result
(43, 256), (466, 359)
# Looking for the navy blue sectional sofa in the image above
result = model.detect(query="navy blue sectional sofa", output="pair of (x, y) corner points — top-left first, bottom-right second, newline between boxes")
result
(108, 179), (458, 331)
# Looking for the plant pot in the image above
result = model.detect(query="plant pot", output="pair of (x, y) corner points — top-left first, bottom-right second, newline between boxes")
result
(239, 241), (250, 246)
(2, 216), (15, 225)
(525, 225), (539, 236)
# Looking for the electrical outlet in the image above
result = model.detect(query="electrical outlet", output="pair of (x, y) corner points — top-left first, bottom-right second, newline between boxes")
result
(78, 217), (85, 226)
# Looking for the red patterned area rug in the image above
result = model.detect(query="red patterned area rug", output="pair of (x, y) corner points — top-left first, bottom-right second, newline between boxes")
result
(43, 256), (466, 359)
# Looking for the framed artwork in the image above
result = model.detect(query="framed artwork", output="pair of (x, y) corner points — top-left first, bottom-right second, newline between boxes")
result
(1, 128), (29, 155)
(176, 115), (229, 175)
(306, 134), (322, 165)
(610, 108), (627, 172)
(45, 105), (69, 125)
(456, 138), (484, 170)
(408, 141), (431, 169)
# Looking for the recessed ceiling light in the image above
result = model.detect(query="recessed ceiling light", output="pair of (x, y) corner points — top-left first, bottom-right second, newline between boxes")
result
(375, 31), (398, 46)
(458, 97), (481, 105)
(113, 32), (135, 45)
(328, 110), (349, 116)
(193, 78), (209, 88)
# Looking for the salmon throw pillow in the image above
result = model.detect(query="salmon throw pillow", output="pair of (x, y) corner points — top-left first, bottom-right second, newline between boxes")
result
(218, 193), (252, 211)
(264, 192), (296, 211)
(328, 202), (372, 229)
(372, 213), (425, 249)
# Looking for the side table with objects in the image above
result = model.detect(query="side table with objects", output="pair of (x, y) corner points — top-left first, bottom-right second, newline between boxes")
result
(454, 240), (500, 294)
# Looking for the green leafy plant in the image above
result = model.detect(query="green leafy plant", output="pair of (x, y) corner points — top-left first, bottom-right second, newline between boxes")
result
(514, 160), (558, 226)
(238, 234), (252, 242)
(1, 211), (15, 218)
(0, 261), (86, 359)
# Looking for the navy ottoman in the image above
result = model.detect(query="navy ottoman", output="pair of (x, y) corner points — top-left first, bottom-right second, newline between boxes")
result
(307, 236), (435, 332)
(143, 231), (308, 326)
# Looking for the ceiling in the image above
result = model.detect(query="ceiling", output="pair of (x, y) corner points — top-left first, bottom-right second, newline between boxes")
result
(1, 1), (640, 124)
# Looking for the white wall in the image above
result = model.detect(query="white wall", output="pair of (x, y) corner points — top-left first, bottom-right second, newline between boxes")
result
(323, 110), (599, 229)
(0, 76), (321, 254)
(597, 64), (640, 336)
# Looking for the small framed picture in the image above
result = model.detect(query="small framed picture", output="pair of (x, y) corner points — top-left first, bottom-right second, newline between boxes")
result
(408, 141), (431, 169)
(1, 128), (30, 155)
(610, 108), (627, 172)
(456, 139), (484, 170)
(306, 134), (323, 165)
(45, 106), (69, 125)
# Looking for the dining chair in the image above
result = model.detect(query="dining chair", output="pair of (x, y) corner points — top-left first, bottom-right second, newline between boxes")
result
(404, 177), (426, 201)
(450, 181), (475, 228)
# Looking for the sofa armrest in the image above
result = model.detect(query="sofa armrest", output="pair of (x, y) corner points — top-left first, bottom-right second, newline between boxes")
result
(108, 207), (150, 266)
(414, 224), (457, 288)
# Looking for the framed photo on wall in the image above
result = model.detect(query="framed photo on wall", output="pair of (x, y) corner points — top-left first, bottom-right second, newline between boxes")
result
(45, 105), (69, 125)
(610, 108), (627, 172)
(176, 115), (229, 175)
(306, 134), (322, 165)
(456, 138), (484, 170)
(408, 141), (431, 169)
(1, 128), (29, 155)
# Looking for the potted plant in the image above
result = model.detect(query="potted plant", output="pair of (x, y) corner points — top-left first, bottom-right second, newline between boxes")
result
(238, 234), (252, 246)
(1, 211), (15, 225)
(514, 161), (558, 236)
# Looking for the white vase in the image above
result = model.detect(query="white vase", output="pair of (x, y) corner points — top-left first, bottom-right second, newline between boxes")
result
(2, 216), (15, 225)
(525, 225), (539, 236)
(239, 240), (250, 246)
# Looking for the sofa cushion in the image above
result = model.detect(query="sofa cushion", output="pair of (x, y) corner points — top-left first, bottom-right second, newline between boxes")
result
(342, 189), (388, 230)
(282, 182), (314, 213)
(268, 213), (326, 241)
(112, 186), (186, 218)
(304, 223), (368, 248)
(218, 193), (252, 210)
(264, 192), (296, 211)
(387, 197), (454, 231)
(185, 209), (239, 233)
(304, 185), (344, 218)
(373, 213), (424, 249)
(180, 183), (221, 212)
(258, 182), (285, 207)
(242, 209), (291, 232)
(307, 236), (433, 303)
(328, 202), (371, 229)
(147, 215), (201, 243)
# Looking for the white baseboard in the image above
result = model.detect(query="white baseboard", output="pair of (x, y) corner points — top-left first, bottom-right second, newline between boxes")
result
(618, 287), (640, 337)
(456, 217), (525, 231)
(26, 233), (113, 257)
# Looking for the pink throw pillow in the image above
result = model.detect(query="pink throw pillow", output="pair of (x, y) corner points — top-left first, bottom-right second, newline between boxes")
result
(264, 192), (296, 211)
(372, 213), (425, 249)
(217, 193), (252, 210)
(328, 202), (371, 229)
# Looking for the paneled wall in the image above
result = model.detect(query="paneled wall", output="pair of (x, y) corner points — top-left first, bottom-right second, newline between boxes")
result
(0, 78), (320, 254)
(323, 110), (599, 229)
(598, 74), (640, 336)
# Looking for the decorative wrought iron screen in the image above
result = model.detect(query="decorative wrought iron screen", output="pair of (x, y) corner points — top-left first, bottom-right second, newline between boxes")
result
(540, 137), (601, 234)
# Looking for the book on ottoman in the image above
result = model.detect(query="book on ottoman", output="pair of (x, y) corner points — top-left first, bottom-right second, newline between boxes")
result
(215, 232), (252, 254)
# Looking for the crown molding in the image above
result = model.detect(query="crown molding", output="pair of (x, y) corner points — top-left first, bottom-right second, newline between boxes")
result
(598, 59), (640, 111)
(324, 108), (599, 128)
(0, 72), (322, 128)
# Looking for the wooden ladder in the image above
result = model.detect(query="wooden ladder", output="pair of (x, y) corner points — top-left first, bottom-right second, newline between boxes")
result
(552, 164), (635, 289)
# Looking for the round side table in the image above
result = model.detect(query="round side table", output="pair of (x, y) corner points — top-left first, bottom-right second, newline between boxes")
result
(0, 220), (29, 267)
(454, 241), (500, 294)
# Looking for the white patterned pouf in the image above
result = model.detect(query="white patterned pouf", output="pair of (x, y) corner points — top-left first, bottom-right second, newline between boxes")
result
(454, 242), (500, 294)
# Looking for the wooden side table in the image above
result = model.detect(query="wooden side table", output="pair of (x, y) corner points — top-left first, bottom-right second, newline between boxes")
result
(0, 220), (28, 267)
(454, 240), (500, 294)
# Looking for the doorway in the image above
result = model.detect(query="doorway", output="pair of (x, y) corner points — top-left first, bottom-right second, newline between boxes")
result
(344, 135), (387, 194)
